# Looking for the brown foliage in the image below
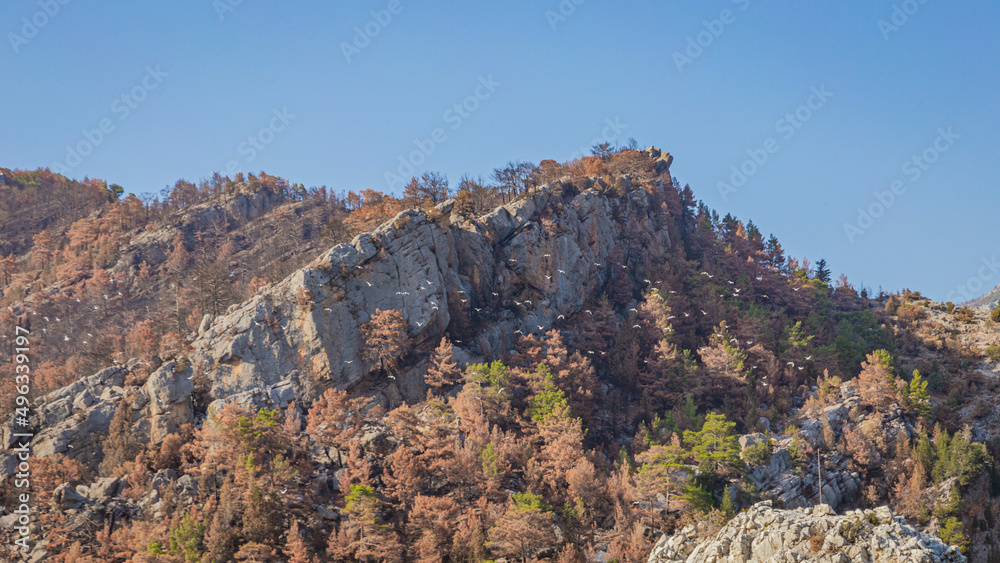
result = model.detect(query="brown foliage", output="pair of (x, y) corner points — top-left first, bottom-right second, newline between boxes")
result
(425, 337), (460, 394)
(360, 308), (411, 373)
(857, 352), (897, 411)
(408, 495), (460, 562)
(306, 387), (366, 448)
(487, 501), (557, 562)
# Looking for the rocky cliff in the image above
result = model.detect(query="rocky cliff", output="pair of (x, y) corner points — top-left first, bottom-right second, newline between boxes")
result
(647, 501), (965, 563)
(3, 163), (674, 471)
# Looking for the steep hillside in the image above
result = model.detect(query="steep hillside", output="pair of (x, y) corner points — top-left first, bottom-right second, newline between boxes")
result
(962, 284), (1000, 309)
(1, 148), (994, 562)
(0, 168), (112, 257)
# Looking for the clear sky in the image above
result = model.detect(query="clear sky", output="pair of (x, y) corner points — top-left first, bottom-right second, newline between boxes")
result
(2, 1), (998, 302)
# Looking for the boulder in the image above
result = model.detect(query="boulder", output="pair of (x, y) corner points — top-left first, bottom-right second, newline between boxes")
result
(647, 501), (965, 562)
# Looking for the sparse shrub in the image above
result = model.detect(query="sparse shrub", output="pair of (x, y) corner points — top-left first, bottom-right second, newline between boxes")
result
(743, 439), (773, 467)
(945, 301), (955, 313)
(885, 296), (899, 315)
(939, 517), (969, 553)
(992, 306), (1000, 323)
(809, 531), (825, 552)
(954, 307), (976, 323)
(985, 345), (1000, 362)
(897, 303), (926, 323)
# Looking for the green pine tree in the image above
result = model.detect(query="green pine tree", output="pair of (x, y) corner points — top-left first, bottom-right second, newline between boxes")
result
(908, 370), (932, 419)
(683, 413), (744, 474)
(721, 484), (736, 517)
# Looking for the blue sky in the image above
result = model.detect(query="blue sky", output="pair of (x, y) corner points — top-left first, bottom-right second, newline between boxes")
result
(2, 1), (998, 301)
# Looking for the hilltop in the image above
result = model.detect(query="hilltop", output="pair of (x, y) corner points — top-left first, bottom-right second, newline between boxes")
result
(1, 147), (995, 562)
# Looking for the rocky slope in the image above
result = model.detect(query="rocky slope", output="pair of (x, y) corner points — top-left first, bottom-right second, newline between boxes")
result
(960, 284), (1000, 309)
(647, 501), (964, 563)
(2, 159), (674, 471)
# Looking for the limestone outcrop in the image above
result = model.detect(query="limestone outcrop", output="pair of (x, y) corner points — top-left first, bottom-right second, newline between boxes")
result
(647, 501), (965, 563)
(2, 171), (674, 472)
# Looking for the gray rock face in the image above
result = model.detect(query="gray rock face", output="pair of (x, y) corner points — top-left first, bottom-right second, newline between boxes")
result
(0, 365), (131, 474)
(142, 360), (194, 443)
(151, 180), (671, 439)
(112, 184), (289, 274)
(1, 175), (674, 473)
(647, 501), (965, 563)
